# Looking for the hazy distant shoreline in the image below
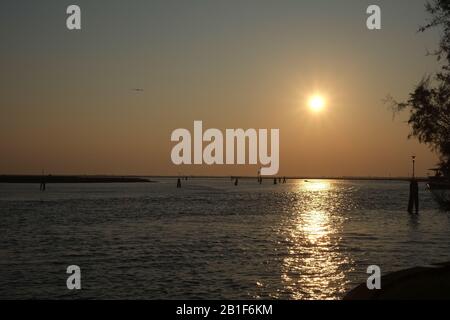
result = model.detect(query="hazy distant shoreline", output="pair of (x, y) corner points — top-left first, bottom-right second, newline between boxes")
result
(0, 175), (152, 183)
(0, 175), (429, 183)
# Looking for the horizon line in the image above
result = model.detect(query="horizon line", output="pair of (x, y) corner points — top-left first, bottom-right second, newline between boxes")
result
(0, 174), (429, 182)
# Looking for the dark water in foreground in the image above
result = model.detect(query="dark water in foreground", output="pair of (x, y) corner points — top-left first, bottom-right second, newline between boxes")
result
(1, 179), (450, 299)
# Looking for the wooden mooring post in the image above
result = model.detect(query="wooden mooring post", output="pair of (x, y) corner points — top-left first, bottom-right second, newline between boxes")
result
(408, 156), (419, 214)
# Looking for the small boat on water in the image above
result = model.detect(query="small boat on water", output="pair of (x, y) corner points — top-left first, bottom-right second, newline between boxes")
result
(427, 169), (450, 208)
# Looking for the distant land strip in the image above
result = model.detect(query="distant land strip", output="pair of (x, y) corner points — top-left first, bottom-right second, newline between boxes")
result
(0, 175), (152, 183)
(0, 175), (429, 183)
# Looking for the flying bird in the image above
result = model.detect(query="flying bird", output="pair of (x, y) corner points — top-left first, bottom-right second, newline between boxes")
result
(131, 88), (144, 92)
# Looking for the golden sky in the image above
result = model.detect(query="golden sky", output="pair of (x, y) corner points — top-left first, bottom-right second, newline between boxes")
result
(0, 0), (442, 176)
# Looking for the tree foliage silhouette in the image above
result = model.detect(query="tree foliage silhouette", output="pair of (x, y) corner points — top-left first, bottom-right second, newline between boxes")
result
(391, 0), (450, 175)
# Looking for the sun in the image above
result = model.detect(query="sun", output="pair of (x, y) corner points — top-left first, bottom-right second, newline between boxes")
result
(308, 95), (326, 112)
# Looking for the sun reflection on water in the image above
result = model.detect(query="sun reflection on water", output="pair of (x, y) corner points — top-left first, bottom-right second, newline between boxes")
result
(299, 210), (329, 244)
(301, 180), (332, 192)
(279, 180), (353, 300)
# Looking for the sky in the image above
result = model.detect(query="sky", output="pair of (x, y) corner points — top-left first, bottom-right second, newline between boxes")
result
(0, 0), (444, 177)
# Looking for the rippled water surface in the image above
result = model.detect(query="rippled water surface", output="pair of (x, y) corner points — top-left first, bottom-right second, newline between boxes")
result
(1, 179), (450, 299)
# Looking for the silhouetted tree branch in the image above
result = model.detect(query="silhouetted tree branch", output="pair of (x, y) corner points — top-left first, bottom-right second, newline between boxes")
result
(391, 0), (450, 175)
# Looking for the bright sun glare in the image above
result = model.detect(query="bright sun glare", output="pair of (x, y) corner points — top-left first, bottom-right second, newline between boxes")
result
(308, 95), (326, 112)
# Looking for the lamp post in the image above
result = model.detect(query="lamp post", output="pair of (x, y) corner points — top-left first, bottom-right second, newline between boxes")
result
(412, 156), (416, 179)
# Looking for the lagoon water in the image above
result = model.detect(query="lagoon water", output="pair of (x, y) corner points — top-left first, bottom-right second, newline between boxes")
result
(1, 179), (450, 299)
